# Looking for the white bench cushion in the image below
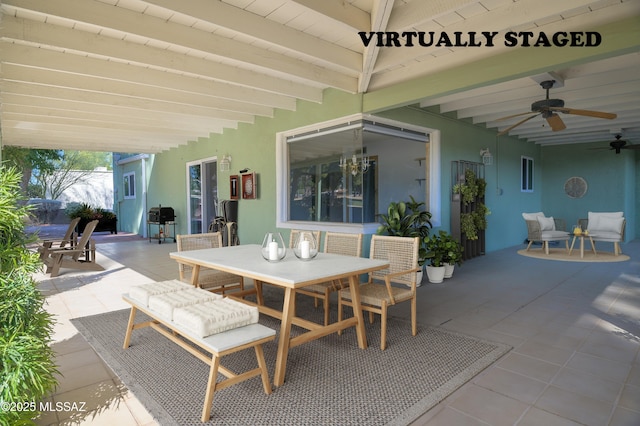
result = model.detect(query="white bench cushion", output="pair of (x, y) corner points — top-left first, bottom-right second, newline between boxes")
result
(129, 280), (192, 306)
(148, 288), (222, 320)
(174, 298), (259, 338)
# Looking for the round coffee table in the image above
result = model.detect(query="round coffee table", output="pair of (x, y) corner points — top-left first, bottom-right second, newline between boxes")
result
(569, 233), (597, 258)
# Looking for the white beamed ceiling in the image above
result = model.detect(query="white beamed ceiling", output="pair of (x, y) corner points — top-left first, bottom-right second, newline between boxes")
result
(1, 0), (639, 153)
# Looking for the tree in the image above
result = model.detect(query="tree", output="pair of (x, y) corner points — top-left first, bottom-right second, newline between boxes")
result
(1, 148), (112, 199)
(33, 151), (112, 199)
(1, 147), (62, 195)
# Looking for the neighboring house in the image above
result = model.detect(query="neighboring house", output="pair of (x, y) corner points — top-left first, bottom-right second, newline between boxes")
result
(113, 154), (152, 237)
(56, 168), (114, 210)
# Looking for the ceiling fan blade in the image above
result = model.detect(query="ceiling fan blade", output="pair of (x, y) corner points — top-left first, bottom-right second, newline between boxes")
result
(545, 113), (566, 132)
(497, 113), (539, 136)
(548, 107), (617, 119)
(495, 111), (537, 122)
(622, 144), (640, 150)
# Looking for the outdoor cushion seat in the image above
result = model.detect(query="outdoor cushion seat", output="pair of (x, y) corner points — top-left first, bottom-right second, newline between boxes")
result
(148, 288), (222, 320)
(578, 212), (625, 255)
(129, 279), (193, 306)
(522, 212), (569, 254)
(173, 298), (259, 338)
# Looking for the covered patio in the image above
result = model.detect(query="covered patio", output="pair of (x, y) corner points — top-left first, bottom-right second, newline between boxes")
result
(33, 231), (640, 425)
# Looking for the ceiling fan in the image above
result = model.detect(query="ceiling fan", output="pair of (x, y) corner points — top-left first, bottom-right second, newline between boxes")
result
(591, 134), (640, 154)
(496, 80), (617, 136)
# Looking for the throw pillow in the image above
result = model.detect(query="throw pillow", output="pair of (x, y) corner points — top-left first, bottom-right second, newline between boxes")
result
(537, 216), (556, 231)
(522, 212), (544, 221)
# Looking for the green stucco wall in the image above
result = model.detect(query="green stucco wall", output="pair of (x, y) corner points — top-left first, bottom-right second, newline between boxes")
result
(541, 142), (636, 241)
(139, 88), (552, 253)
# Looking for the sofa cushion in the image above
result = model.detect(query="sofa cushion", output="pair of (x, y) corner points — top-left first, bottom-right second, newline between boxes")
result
(537, 216), (556, 231)
(589, 231), (622, 242)
(587, 214), (624, 234)
(541, 230), (569, 240)
(522, 212), (545, 221)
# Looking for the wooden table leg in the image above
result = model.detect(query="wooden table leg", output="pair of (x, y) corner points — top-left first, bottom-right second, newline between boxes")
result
(569, 236), (576, 255)
(123, 307), (137, 349)
(191, 264), (201, 287)
(580, 236), (585, 258)
(273, 287), (295, 387)
(348, 274), (368, 349)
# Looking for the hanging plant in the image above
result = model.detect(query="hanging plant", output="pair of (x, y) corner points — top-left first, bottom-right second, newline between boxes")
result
(453, 168), (482, 205)
(460, 212), (478, 240)
(474, 203), (491, 230)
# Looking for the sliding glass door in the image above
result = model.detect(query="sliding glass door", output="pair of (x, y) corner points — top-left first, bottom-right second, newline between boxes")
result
(187, 158), (218, 234)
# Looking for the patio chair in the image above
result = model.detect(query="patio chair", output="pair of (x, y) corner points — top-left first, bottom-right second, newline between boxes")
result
(288, 229), (321, 248)
(578, 212), (626, 255)
(296, 232), (363, 325)
(37, 217), (81, 260)
(338, 235), (421, 350)
(43, 219), (104, 277)
(522, 212), (569, 254)
(176, 232), (244, 294)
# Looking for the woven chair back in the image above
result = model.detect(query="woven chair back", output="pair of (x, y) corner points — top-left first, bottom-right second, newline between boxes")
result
(369, 235), (419, 287)
(324, 232), (362, 257)
(176, 232), (223, 273)
(288, 229), (321, 248)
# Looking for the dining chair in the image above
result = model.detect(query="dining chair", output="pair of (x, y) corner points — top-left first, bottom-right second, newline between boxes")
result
(288, 229), (321, 248)
(338, 235), (420, 350)
(37, 217), (81, 260)
(296, 232), (363, 325)
(176, 232), (244, 295)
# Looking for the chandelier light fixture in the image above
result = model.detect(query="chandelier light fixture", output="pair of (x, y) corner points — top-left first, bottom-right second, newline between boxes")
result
(340, 154), (370, 176)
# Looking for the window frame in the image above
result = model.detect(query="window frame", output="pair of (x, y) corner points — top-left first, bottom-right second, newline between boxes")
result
(123, 172), (136, 199)
(276, 113), (441, 233)
(521, 156), (534, 193)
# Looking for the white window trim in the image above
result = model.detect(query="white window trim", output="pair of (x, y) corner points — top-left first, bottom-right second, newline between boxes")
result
(276, 113), (441, 233)
(123, 172), (136, 200)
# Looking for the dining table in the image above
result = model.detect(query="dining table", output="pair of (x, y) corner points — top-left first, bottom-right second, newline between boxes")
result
(169, 244), (390, 386)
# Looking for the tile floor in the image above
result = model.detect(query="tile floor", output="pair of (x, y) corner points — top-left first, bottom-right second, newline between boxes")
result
(32, 236), (640, 425)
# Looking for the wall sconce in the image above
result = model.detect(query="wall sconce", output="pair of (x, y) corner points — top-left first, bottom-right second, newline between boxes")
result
(480, 148), (493, 165)
(219, 155), (232, 171)
(339, 154), (370, 176)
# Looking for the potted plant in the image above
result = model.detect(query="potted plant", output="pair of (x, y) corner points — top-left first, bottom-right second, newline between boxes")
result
(66, 202), (118, 234)
(438, 231), (463, 278)
(377, 196), (433, 284)
(423, 233), (446, 283)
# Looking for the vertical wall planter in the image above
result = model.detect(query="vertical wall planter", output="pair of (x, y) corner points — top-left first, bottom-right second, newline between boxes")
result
(451, 161), (487, 261)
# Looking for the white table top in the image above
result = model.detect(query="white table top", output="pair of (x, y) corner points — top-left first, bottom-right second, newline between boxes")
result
(170, 244), (389, 288)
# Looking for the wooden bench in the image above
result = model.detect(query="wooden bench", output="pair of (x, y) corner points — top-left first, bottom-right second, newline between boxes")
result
(122, 281), (275, 422)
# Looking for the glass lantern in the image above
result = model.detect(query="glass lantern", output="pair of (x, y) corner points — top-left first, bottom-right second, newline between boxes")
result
(293, 231), (318, 261)
(261, 232), (286, 262)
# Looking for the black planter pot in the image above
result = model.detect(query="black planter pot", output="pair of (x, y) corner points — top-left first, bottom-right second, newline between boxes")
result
(77, 217), (118, 234)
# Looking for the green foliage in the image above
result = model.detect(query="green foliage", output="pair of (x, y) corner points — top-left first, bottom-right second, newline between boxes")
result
(424, 231), (463, 267)
(65, 202), (116, 221)
(0, 165), (58, 425)
(376, 196), (433, 265)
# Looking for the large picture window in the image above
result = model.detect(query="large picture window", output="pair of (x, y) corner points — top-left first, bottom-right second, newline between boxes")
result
(123, 172), (135, 199)
(277, 114), (440, 233)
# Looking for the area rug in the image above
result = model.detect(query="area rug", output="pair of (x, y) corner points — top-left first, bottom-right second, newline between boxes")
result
(71, 290), (510, 425)
(518, 248), (630, 263)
